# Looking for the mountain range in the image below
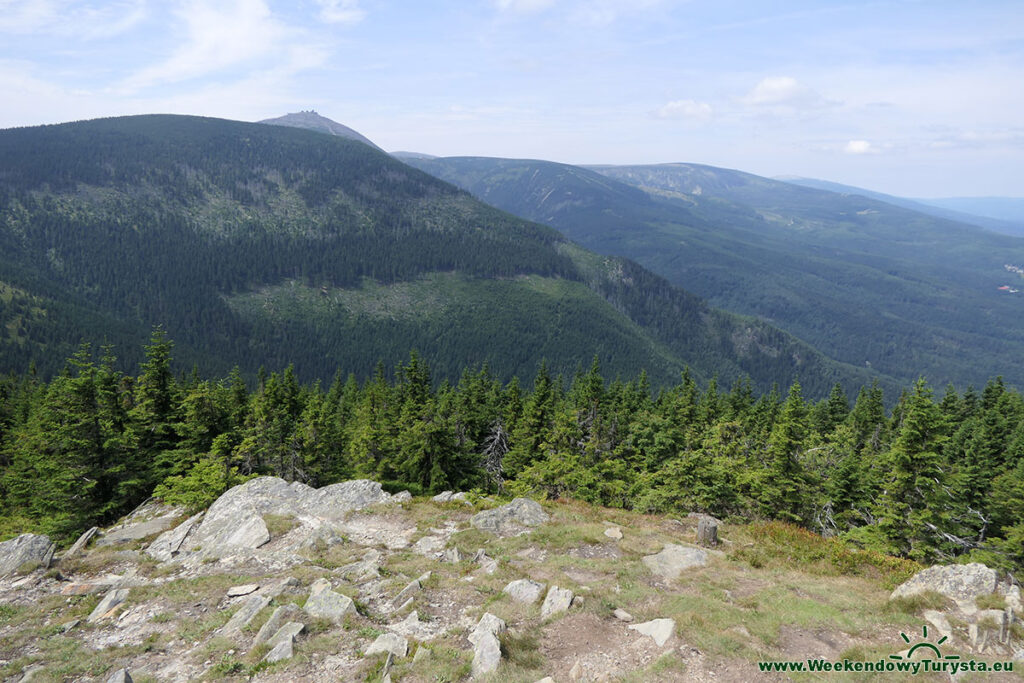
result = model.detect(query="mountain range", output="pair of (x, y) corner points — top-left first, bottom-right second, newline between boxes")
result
(398, 154), (1024, 389)
(0, 114), (873, 396)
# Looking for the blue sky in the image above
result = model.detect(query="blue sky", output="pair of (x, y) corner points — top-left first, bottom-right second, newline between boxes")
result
(1, 0), (1022, 197)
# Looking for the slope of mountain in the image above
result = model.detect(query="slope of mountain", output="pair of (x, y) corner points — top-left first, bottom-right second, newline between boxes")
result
(259, 110), (382, 150)
(0, 115), (872, 395)
(401, 156), (1024, 389)
(779, 176), (1024, 237)
(919, 196), (1024, 226)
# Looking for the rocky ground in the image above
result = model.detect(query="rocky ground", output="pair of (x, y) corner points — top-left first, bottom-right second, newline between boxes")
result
(0, 478), (1022, 682)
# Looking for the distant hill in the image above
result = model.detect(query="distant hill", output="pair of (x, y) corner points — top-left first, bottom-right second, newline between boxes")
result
(259, 110), (381, 150)
(779, 177), (1024, 237)
(0, 115), (874, 396)
(402, 155), (1024, 389)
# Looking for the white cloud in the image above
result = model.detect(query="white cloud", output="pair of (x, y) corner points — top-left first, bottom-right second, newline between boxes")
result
(740, 76), (832, 109)
(844, 139), (873, 154)
(0, 0), (146, 38)
(119, 0), (295, 92)
(493, 0), (557, 13)
(314, 0), (365, 24)
(654, 99), (712, 121)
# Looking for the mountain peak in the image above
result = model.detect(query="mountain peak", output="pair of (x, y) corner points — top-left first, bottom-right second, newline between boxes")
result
(258, 110), (381, 150)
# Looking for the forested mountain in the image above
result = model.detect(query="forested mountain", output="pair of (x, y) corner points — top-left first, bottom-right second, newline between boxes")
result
(400, 155), (1024, 390)
(0, 115), (871, 395)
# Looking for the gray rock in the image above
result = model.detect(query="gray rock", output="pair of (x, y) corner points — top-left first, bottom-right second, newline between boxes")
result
(304, 586), (356, 623)
(188, 477), (399, 558)
(540, 586), (574, 619)
(471, 498), (549, 536)
(18, 664), (45, 682)
(88, 588), (130, 623)
(642, 544), (708, 580)
(366, 632), (408, 658)
(267, 621), (304, 648)
(629, 618), (676, 647)
(227, 583), (260, 597)
(145, 512), (202, 562)
(443, 547), (463, 564)
(504, 579), (546, 604)
(604, 527), (623, 540)
(338, 549), (382, 582)
(432, 491), (455, 503)
(890, 563), (999, 605)
(392, 490), (412, 503)
(0, 533), (55, 576)
(922, 610), (952, 640)
(105, 669), (133, 683)
(469, 613), (507, 678)
(97, 500), (183, 546)
(413, 535), (445, 556)
(394, 572), (430, 606)
(253, 604), (302, 646)
(263, 637), (293, 663)
(65, 527), (98, 558)
(613, 608), (634, 622)
(222, 594), (272, 635)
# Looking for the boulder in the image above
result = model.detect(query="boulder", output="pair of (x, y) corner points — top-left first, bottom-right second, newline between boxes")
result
(145, 512), (202, 562)
(443, 547), (463, 564)
(366, 632), (409, 658)
(432, 491), (455, 503)
(304, 586), (356, 623)
(604, 527), (623, 540)
(263, 637), (294, 663)
(0, 534), (55, 576)
(469, 613), (507, 678)
(471, 498), (549, 536)
(890, 563), (999, 605)
(540, 586), (574, 619)
(629, 618), (676, 647)
(504, 579), (546, 604)
(186, 477), (400, 558)
(642, 544), (708, 581)
(338, 549), (382, 582)
(88, 588), (130, 623)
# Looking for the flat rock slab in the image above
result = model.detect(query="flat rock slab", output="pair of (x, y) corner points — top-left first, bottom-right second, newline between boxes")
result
(65, 527), (99, 558)
(97, 500), (183, 546)
(0, 533), (55, 576)
(267, 621), (305, 649)
(254, 604), (303, 646)
(504, 579), (546, 604)
(629, 618), (676, 647)
(642, 544), (708, 581)
(469, 613), (507, 678)
(145, 512), (203, 562)
(471, 498), (549, 536)
(541, 586), (574, 619)
(366, 632), (408, 658)
(304, 587), (356, 623)
(223, 594), (272, 635)
(226, 584), (260, 597)
(890, 563), (999, 606)
(263, 637), (293, 663)
(604, 527), (623, 540)
(88, 588), (130, 623)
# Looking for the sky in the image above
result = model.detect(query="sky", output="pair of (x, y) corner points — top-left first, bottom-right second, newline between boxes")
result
(1, 0), (1022, 197)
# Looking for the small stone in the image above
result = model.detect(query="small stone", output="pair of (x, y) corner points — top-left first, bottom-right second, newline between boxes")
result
(88, 588), (130, 623)
(62, 619), (81, 633)
(613, 608), (634, 622)
(432, 491), (455, 503)
(226, 583), (259, 597)
(604, 527), (623, 540)
(443, 547), (463, 563)
(540, 586), (574, 619)
(254, 604), (302, 646)
(392, 491), (412, 503)
(366, 632), (408, 658)
(571, 595), (584, 608)
(629, 618), (676, 647)
(469, 613), (506, 677)
(535, 678), (556, 683)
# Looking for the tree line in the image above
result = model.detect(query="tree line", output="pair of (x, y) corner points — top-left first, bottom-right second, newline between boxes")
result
(1, 332), (1021, 574)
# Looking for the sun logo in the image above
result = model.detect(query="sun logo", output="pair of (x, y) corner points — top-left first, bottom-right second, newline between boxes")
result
(889, 625), (960, 661)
